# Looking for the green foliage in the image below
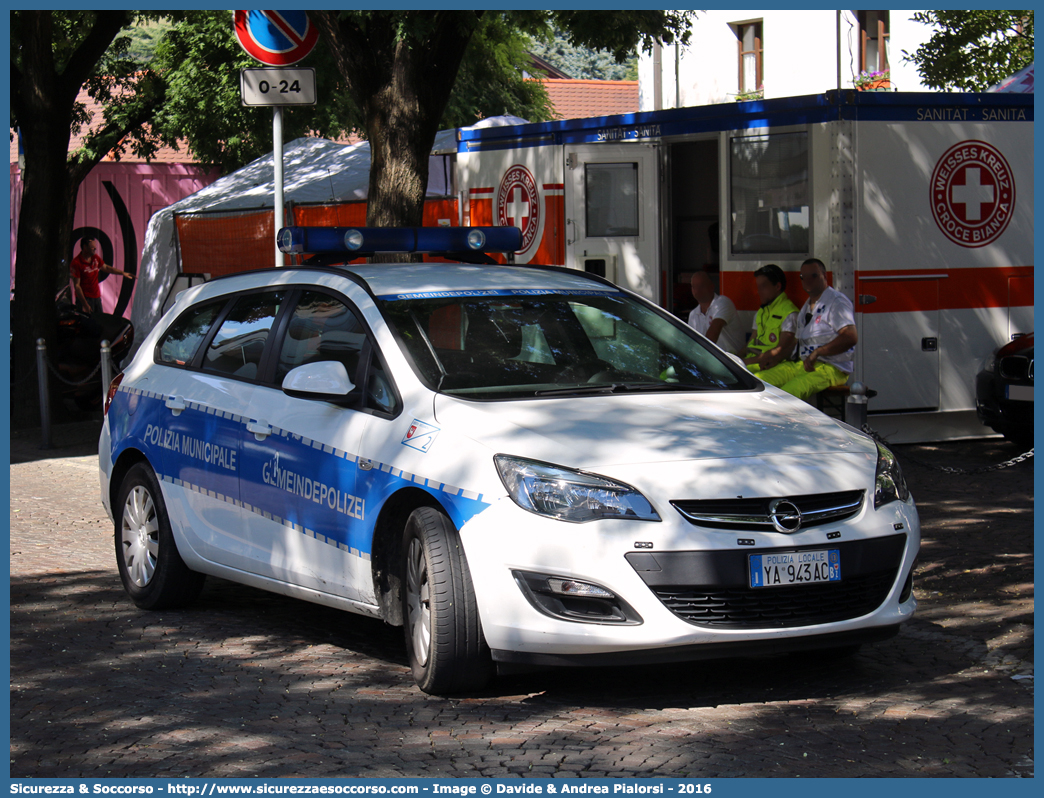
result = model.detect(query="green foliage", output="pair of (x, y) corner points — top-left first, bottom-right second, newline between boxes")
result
(149, 11), (363, 172)
(549, 10), (694, 61)
(123, 17), (175, 63)
(442, 14), (555, 127)
(10, 10), (172, 166)
(904, 11), (1034, 91)
(147, 11), (554, 172)
(527, 30), (638, 81)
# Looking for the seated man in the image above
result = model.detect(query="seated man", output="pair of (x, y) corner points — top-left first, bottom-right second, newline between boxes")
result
(687, 270), (744, 355)
(757, 258), (857, 401)
(740, 264), (799, 373)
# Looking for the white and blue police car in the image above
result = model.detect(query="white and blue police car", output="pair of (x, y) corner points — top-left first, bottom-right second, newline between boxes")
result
(100, 226), (919, 695)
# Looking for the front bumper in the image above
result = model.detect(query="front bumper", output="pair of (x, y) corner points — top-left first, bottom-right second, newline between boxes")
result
(975, 370), (1033, 434)
(462, 493), (920, 661)
(492, 625), (902, 667)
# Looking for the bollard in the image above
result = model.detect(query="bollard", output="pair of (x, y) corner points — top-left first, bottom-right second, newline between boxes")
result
(846, 381), (869, 429)
(100, 339), (112, 414)
(36, 338), (52, 450)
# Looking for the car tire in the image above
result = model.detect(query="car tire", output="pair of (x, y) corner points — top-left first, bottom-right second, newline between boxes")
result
(115, 462), (205, 610)
(401, 505), (493, 695)
(1001, 430), (1034, 450)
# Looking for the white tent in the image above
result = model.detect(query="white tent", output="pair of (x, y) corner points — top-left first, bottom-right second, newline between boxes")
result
(132, 115), (528, 339)
(988, 62), (1034, 93)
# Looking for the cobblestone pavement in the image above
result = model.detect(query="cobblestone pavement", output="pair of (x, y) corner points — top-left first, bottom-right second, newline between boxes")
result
(9, 423), (1033, 778)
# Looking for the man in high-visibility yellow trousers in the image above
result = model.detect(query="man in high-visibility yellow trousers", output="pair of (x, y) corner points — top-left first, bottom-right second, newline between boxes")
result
(740, 264), (799, 373)
(757, 258), (857, 401)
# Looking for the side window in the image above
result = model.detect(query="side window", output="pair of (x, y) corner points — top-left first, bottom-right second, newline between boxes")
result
(203, 290), (287, 379)
(735, 20), (764, 96)
(274, 291), (366, 385)
(275, 290), (399, 415)
(362, 350), (397, 414)
(156, 299), (225, 366)
(857, 10), (889, 75)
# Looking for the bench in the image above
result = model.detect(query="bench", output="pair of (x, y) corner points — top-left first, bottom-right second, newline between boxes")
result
(815, 383), (876, 422)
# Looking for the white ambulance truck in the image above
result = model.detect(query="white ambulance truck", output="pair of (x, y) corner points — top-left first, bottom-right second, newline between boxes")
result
(454, 90), (1033, 444)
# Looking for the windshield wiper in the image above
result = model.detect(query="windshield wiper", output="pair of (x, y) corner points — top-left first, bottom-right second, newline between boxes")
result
(535, 382), (694, 397)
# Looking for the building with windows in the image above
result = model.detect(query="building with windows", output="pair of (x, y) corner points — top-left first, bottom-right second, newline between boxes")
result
(639, 10), (933, 110)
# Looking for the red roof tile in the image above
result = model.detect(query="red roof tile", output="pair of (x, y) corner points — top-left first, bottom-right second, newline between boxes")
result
(11, 85), (197, 165)
(540, 79), (640, 120)
(12, 79), (640, 166)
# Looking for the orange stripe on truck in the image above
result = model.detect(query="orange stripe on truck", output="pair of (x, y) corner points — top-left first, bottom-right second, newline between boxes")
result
(721, 267), (1032, 313)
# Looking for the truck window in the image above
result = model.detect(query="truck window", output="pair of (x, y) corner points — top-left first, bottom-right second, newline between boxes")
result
(585, 163), (640, 237)
(730, 131), (810, 256)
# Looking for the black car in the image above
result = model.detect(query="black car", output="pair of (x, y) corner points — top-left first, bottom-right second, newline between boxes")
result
(975, 332), (1034, 448)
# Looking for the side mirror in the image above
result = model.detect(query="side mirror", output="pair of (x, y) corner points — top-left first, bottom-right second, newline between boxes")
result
(282, 361), (356, 404)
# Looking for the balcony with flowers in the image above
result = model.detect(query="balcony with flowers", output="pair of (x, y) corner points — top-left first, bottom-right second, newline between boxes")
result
(853, 70), (891, 91)
(735, 85), (764, 102)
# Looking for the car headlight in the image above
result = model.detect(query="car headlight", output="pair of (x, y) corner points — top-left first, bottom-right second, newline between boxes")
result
(873, 441), (910, 509)
(494, 455), (660, 523)
(982, 353), (997, 373)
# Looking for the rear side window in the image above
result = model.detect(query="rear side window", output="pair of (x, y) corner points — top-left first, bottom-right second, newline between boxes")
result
(203, 291), (287, 380)
(156, 300), (224, 366)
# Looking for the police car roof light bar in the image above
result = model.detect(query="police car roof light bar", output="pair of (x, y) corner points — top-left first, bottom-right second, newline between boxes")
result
(277, 226), (522, 256)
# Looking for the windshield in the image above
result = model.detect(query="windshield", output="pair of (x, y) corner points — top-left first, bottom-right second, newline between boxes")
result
(378, 289), (759, 400)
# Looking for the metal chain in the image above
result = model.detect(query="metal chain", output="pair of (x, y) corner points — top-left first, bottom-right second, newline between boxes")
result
(9, 359), (38, 387)
(44, 355), (102, 387)
(904, 447), (1033, 474)
(861, 423), (1033, 474)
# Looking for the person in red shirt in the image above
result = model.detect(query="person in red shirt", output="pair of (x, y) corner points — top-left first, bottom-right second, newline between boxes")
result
(70, 237), (134, 315)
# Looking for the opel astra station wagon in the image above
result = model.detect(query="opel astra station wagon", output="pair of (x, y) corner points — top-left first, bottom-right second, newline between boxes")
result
(100, 226), (919, 695)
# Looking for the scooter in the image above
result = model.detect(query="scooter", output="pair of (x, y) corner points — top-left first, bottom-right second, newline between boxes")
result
(54, 286), (135, 410)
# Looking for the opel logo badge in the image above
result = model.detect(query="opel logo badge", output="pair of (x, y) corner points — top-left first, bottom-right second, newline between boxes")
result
(768, 499), (802, 533)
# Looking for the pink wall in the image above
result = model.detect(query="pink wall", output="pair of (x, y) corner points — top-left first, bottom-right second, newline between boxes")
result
(10, 160), (217, 317)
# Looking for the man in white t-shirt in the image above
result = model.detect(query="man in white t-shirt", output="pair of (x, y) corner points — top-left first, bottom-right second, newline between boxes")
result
(687, 271), (744, 355)
(757, 258), (857, 400)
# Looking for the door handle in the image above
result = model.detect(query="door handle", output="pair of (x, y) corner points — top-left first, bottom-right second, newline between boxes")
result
(858, 294), (877, 305)
(246, 419), (272, 441)
(165, 395), (186, 416)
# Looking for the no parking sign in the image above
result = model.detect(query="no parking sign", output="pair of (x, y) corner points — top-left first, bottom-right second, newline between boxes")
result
(233, 11), (320, 268)
(234, 10), (318, 66)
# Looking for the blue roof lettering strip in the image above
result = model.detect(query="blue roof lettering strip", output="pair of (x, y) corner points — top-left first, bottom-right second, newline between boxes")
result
(458, 91), (1032, 151)
(379, 288), (621, 301)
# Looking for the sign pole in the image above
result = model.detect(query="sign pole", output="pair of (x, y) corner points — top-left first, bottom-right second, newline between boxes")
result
(234, 11), (319, 269)
(273, 105), (284, 268)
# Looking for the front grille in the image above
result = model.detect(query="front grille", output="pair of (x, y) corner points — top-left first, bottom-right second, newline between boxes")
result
(626, 535), (908, 630)
(999, 355), (1033, 382)
(671, 490), (864, 532)
(652, 571), (898, 628)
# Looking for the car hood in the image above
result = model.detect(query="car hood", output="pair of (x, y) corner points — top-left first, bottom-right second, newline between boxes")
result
(433, 388), (875, 471)
(997, 332), (1034, 358)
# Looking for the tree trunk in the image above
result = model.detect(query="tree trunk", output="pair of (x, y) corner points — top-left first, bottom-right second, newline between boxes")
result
(314, 11), (482, 251)
(10, 14), (75, 427)
(11, 10), (134, 428)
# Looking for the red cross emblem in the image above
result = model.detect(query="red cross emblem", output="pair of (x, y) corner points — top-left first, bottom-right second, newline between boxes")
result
(497, 165), (541, 252)
(930, 140), (1015, 248)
